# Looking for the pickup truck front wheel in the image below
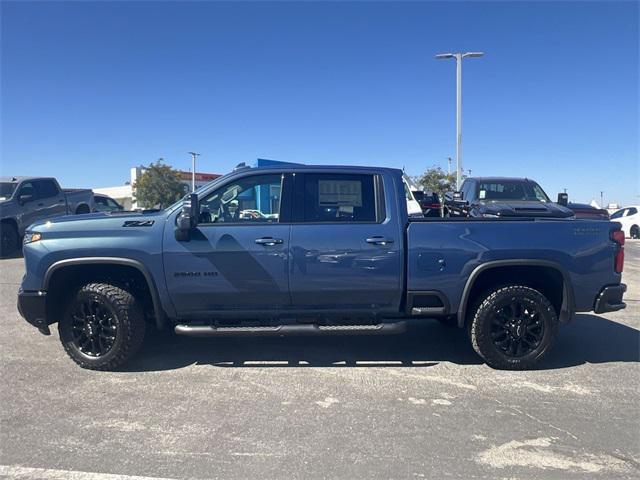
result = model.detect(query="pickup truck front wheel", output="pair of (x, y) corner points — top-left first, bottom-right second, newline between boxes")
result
(469, 285), (558, 370)
(0, 222), (19, 257)
(58, 283), (146, 370)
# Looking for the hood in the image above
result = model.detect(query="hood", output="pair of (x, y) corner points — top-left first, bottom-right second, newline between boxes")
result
(28, 209), (166, 231)
(472, 201), (575, 219)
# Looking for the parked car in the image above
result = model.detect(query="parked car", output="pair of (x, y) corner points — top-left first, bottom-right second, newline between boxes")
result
(17, 164), (627, 371)
(93, 193), (124, 213)
(610, 206), (639, 239)
(447, 177), (574, 219)
(566, 202), (609, 221)
(412, 190), (442, 217)
(402, 175), (425, 217)
(0, 176), (94, 256)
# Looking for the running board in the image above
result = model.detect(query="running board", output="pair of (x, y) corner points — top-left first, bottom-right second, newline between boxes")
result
(174, 322), (407, 337)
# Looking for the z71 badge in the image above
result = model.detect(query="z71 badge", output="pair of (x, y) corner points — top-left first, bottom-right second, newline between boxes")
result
(123, 220), (155, 227)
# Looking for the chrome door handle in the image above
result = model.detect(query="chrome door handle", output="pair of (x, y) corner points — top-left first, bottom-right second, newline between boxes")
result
(255, 237), (283, 246)
(366, 236), (394, 245)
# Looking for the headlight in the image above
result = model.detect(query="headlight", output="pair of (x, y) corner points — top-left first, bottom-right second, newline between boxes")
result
(23, 232), (42, 244)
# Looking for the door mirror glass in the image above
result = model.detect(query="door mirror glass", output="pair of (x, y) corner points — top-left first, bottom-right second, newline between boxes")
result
(18, 193), (34, 204)
(557, 192), (569, 206)
(175, 193), (199, 241)
(453, 191), (463, 200)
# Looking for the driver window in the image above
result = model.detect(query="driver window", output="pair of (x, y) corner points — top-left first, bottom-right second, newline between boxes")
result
(18, 182), (36, 199)
(198, 174), (282, 224)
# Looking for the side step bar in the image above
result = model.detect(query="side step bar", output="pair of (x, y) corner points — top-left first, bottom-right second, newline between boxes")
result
(174, 322), (407, 337)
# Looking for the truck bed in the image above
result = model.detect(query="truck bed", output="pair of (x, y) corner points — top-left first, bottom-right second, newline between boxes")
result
(406, 217), (619, 316)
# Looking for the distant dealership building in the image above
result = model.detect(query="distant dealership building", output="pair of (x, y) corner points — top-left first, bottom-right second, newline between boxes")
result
(93, 167), (221, 210)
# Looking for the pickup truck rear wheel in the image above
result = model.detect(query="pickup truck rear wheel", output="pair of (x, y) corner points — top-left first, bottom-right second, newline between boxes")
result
(75, 204), (90, 214)
(58, 282), (145, 370)
(469, 285), (558, 370)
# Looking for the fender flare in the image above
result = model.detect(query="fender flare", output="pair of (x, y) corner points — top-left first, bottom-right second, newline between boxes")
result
(43, 257), (167, 329)
(457, 259), (576, 327)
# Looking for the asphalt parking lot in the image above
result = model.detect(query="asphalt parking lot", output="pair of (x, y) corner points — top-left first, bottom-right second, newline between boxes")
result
(1, 242), (639, 480)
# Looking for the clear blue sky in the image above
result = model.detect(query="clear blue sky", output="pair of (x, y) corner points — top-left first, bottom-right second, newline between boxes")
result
(1, 1), (638, 206)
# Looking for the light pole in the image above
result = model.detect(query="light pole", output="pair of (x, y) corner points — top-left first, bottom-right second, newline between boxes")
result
(447, 156), (452, 175)
(188, 152), (200, 192)
(600, 191), (604, 209)
(436, 52), (484, 190)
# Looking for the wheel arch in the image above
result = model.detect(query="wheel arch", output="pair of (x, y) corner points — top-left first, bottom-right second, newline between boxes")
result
(457, 260), (575, 328)
(43, 257), (167, 329)
(75, 203), (91, 214)
(1, 216), (20, 233)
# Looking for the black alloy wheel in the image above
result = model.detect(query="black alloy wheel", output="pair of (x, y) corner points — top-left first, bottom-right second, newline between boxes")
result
(489, 299), (544, 358)
(69, 298), (118, 357)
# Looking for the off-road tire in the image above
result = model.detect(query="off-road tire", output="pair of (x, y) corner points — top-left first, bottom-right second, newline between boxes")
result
(469, 285), (558, 370)
(0, 222), (19, 257)
(58, 283), (145, 370)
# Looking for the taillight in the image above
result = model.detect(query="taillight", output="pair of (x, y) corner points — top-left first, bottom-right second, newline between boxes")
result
(611, 230), (625, 273)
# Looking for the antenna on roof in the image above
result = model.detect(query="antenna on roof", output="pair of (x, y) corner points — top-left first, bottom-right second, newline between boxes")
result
(234, 162), (251, 172)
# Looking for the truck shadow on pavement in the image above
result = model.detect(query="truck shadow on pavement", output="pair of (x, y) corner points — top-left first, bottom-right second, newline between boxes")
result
(124, 313), (639, 372)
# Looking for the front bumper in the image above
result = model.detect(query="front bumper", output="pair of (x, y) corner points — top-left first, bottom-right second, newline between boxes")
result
(17, 289), (50, 335)
(594, 284), (627, 314)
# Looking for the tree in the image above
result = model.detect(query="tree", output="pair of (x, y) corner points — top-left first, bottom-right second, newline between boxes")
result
(133, 159), (185, 209)
(414, 166), (457, 195)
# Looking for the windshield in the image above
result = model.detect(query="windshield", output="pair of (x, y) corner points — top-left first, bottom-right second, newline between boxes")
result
(165, 172), (232, 212)
(0, 182), (18, 200)
(610, 209), (625, 219)
(477, 180), (551, 202)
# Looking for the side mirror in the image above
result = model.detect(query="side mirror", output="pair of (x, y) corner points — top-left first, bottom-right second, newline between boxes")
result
(175, 193), (199, 241)
(557, 192), (568, 207)
(453, 191), (463, 201)
(18, 193), (34, 204)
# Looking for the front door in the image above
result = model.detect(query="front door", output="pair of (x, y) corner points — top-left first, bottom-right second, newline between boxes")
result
(163, 173), (292, 317)
(16, 181), (40, 232)
(289, 172), (403, 315)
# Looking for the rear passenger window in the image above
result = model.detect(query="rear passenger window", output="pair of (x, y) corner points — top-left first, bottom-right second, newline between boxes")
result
(303, 174), (378, 223)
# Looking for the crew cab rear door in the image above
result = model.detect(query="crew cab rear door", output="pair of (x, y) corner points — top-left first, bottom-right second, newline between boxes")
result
(163, 172), (293, 316)
(33, 179), (66, 218)
(288, 171), (403, 315)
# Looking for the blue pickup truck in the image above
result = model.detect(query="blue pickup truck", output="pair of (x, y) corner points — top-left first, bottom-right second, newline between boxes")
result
(18, 164), (627, 370)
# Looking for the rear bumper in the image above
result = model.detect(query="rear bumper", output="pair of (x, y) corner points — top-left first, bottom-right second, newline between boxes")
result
(594, 284), (627, 314)
(17, 289), (50, 335)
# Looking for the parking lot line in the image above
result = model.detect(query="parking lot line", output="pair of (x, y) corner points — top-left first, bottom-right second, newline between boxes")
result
(0, 465), (199, 480)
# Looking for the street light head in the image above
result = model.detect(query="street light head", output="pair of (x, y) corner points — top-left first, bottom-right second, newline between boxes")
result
(435, 53), (455, 59)
(463, 52), (484, 58)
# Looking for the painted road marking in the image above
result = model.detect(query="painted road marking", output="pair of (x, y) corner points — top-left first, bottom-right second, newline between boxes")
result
(0, 465), (207, 480)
